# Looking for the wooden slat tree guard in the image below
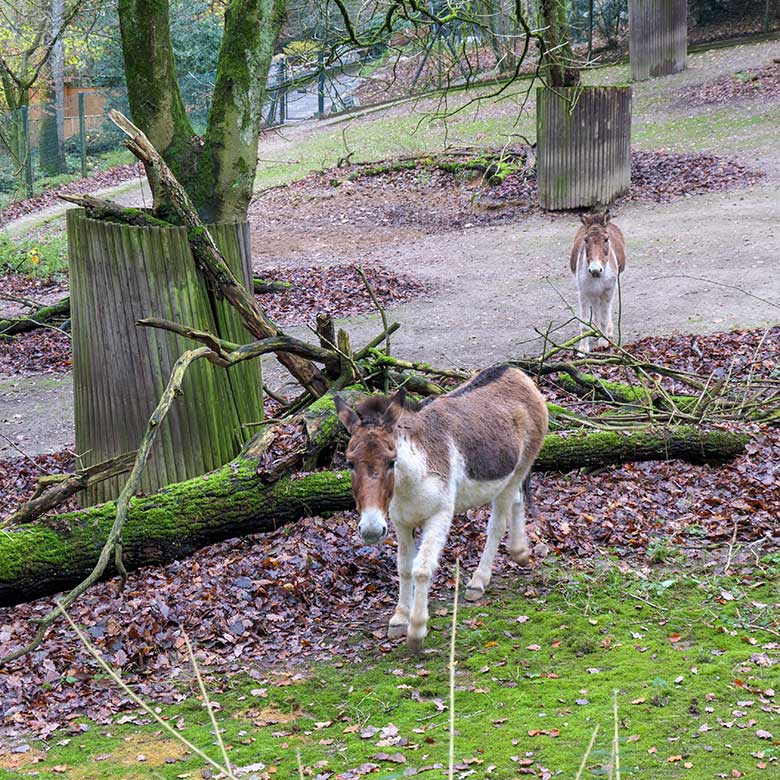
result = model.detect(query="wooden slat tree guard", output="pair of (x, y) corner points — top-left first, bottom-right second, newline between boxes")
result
(67, 210), (264, 505)
(629, 0), (687, 81)
(536, 86), (632, 211)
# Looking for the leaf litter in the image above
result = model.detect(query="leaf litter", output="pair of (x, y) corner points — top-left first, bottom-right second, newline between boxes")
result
(0, 264), (426, 375)
(0, 326), (779, 743)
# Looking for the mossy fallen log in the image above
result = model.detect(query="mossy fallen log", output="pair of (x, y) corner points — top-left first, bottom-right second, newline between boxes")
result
(534, 426), (747, 472)
(253, 277), (292, 294)
(0, 425), (747, 607)
(0, 297), (70, 336)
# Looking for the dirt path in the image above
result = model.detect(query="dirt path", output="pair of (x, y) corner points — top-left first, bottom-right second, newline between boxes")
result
(0, 375), (73, 459)
(256, 39), (780, 369)
(2, 39), (779, 457)
(268, 178), (779, 370)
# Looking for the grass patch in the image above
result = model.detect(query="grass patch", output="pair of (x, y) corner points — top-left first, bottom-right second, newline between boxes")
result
(3, 565), (777, 780)
(255, 77), (538, 192)
(633, 104), (780, 155)
(0, 230), (69, 281)
(254, 41), (778, 198)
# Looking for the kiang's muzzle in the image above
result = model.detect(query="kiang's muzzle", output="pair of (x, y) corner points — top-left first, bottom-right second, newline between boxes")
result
(358, 508), (388, 545)
(588, 261), (604, 278)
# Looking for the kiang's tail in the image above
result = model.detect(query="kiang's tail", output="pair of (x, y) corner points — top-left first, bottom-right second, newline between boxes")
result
(522, 472), (537, 517)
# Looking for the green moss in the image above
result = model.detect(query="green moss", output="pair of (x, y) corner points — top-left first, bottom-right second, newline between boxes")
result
(5, 567), (777, 780)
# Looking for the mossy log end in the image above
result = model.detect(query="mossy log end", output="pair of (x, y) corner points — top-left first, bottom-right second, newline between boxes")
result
(0, 424), (747, 608)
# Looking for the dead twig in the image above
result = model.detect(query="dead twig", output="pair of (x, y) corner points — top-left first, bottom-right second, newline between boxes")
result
(3, 451), (138, 528)
(357, 266), (391, 358)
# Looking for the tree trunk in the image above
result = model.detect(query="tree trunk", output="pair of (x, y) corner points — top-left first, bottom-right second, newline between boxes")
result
(38, 75), (67, 176)
(117, 0), (285, 221)
(0, 425), (747, 607)
(536, 85), (632, 210)
(629, 0), (687, 81)
(538, 0), (580, 87)
(51, 0), (66, 159)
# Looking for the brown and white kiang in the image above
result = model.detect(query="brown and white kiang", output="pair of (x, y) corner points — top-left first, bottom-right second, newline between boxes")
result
(570, 209), (627, 352)
(335, 365), (548, 651)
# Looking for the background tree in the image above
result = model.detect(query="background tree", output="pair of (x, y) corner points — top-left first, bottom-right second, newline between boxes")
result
(38, 0), (68, 175)
(538, 0), (580, 86)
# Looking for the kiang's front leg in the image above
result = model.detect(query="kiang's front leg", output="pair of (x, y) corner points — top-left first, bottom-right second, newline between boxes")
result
(577, 293), (593, 353)
(407, 508), (453, 653)
(597, 293), (614, 348)
(388, 523), (415, 639)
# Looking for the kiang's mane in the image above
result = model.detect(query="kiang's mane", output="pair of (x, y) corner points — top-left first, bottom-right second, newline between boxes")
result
(355, 393), (426, 426)
(355, 396), (393, 426)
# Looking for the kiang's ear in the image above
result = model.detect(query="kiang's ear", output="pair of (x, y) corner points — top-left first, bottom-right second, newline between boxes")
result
(600, 208), (611, 226)
(579, 212), (591, 226)
(334, 395), (360, 434)
(381, 386), (407, 431)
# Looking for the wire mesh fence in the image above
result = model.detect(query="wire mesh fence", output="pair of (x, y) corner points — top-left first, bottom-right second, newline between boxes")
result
(0, 87), (132, 209)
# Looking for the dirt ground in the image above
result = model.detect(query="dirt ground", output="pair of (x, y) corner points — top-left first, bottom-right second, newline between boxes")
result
(1, 39), (779, 458)
(251, 41), (780, 374)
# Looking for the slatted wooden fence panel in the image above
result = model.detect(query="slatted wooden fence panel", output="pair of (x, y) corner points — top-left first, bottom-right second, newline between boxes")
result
(68, 210), (263, 505)
(536, 86), (632, 211)
(629, 0), (688, 81)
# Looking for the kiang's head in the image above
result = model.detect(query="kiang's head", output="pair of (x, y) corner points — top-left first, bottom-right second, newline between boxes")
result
(580, 210), (613, 278)
(334, 389), (406, 545)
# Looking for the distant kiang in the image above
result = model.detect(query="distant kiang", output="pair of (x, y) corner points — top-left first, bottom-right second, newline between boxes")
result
(570, 209), (626, 352)
(335, 365), (548, 652)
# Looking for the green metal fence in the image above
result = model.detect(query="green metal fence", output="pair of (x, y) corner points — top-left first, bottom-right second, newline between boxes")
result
(0, 88), (130, 209)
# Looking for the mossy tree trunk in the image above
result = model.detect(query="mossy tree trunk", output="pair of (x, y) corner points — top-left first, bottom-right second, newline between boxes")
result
(0, 423), (748, 607)
(538, 0), (580, 87)
(118, 0), (285, 222)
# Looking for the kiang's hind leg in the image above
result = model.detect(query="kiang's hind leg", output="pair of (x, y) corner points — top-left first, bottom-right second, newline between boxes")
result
(465, 480), (518, 601)
(508, 469), (533, 566)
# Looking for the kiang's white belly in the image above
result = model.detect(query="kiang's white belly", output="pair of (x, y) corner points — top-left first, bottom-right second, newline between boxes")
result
(453, 473), (513, 514)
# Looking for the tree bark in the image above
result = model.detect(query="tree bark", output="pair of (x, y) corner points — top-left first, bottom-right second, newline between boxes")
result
(538, 0), (580, 87)
(117, 0), (285, 221)
(0, 425), (748, 607)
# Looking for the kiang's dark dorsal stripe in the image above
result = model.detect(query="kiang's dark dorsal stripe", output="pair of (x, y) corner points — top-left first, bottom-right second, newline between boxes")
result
(450, 364), (510, 398)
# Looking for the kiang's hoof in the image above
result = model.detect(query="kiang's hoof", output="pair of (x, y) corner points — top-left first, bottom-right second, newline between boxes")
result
(510, 549), (531, 566)
(387, 623), (408, 639)
(406, 635), (425, 653)
(464, 585), (484, 602)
